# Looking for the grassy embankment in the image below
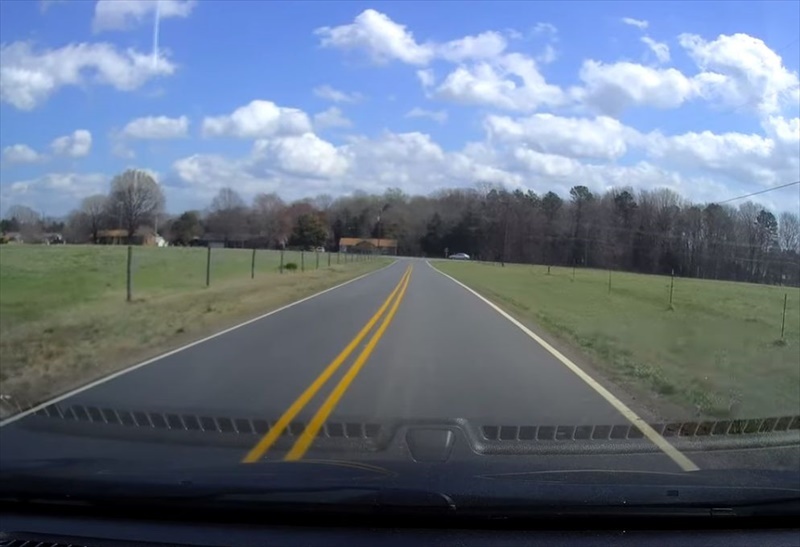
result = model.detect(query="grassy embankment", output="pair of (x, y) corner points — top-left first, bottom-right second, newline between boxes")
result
(434, 260), (800, 420)
(0, 245), (388, 411)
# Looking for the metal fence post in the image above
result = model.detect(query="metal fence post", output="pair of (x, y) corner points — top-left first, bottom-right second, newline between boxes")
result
(251, 248), (256, 279)
(126, 245), (133, 302)
(316, 249), (320, 269)
(781, 293), (788, 339)
(669, 269), (675, 308)
(206, 246), (211, 287)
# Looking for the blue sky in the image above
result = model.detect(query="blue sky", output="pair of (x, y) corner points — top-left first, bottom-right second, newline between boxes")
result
(1, 0), (798, 216)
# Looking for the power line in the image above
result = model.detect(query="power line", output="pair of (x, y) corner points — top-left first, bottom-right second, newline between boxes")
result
(715, 181), (800, 205)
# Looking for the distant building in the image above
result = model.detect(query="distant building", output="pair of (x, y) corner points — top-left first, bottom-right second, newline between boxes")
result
(0, 232), (23, 244)
(338, 237), (398, 255)
(97, 227), (165, 246)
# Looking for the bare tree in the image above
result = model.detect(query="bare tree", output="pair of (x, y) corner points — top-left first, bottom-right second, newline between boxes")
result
(778, 211), (800, 253)
(80, 194), (108, 243)
(6, 204), (40, 226)
(207, 187), (247, 243)
(5, 204), (42, 241)
(108, 169), (165, 238)
(250, 192), (286, 248)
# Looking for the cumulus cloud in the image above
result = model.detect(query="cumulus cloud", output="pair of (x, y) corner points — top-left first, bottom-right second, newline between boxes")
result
(436, 53), (565, 111)
(532, 22), (558, 37)
(313, 107), (353, 130)
(641, 36), (670, 63)
(315, 9), (510, 65)
(315, 9), (434, 65)
(406, 107), (448, 124)
(537, 44), (558, 64)
(51, 130), (92, 158)
(621, 17), (649, 29)
(2, 144), (44, 164)
(485, 113), (638, 160)
(575, 60), (696, 115)
(93, 0), (196, 32)
(573, 33), (798, 116)
(122, 115), (189, 139)
(0, 172), (107, 213)
(202, 100), (312, 138)
(417, 69), (435, 88)
(0, 41), (175, 110)
(680, 32), (800, 114)
(313, 84), (363, 103)
(436, 31), (508, 62)
(645, 125), (799, 187)
(252, 133), (350, 179)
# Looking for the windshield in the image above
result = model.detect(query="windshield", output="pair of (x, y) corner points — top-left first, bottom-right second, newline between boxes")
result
(0, 0), (799, 516)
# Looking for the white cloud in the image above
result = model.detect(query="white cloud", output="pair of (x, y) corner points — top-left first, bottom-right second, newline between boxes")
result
(406, 107), (448, 124)
(313, 84), (363, 103)
(202, 100), (312, 138)
(39, 0), (66, 13)
(532, 22), (558, 37)
(621, 17), (649, 30)
(436, 53), (565, 111)
(161, 112), (799, 216)
(645, 126), (799, 186)
(252, 133), (349, 178)
(93, 0), (196, 32)
(172, 154), (269, 196)
(537, 44), (558, 64)
(417, 68), (435, 88)
(510, 147), (580, 178)
(573, 33), (799, 116)
(122, 115), (189, 139)
(0, 172), (107, 213)
(2, 144), (44, 164)
(315, 9), (433, 65)
(641, 36), (670, 63)
(342, 131), (522, 194)
(51, 130), (92, 158)
(314, 107), (353, 130)
(0, 41), (175, 110)
(436, 31), (507, 62)
(485, 113), (637, 160)
(680, 32), (800, 114)
(575, 60), (696, 115)
(315, 9), (510, 65)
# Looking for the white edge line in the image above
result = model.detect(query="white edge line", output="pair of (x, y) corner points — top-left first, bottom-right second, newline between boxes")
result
(426, 260), (700, 473)
(0, 260), (399, 428)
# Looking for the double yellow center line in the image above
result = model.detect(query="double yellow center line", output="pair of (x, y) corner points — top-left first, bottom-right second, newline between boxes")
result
(242, 264), (413, 463)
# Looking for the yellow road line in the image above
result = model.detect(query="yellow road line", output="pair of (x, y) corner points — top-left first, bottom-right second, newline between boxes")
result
(242, 265), (411, 463)
(285, 266), (413, 461)
(428, 261), (700, 473)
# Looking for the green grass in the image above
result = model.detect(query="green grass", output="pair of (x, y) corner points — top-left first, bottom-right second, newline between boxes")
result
(0, 246), (331, 328)
(433, 261), (800, 420)
(0, 245), (385, 411)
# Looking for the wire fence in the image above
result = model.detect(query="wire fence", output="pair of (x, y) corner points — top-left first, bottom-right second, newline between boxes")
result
(123, 246), (377, 302)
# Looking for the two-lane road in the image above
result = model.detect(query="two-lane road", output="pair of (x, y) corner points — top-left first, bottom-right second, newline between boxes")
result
(2, 259), (796, 473)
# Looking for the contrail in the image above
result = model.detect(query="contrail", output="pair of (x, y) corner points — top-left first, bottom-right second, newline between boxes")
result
(152, 0), (161, 69)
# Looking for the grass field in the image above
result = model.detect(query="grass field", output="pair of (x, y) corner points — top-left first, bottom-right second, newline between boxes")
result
(434, 261), (800, 420)
(0, 245), (386, 412)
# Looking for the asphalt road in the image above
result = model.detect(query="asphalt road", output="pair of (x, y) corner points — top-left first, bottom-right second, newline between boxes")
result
(1, 258), (797, 474)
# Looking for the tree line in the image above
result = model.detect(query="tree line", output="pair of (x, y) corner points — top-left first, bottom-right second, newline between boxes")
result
(2, 169), (799, 286)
